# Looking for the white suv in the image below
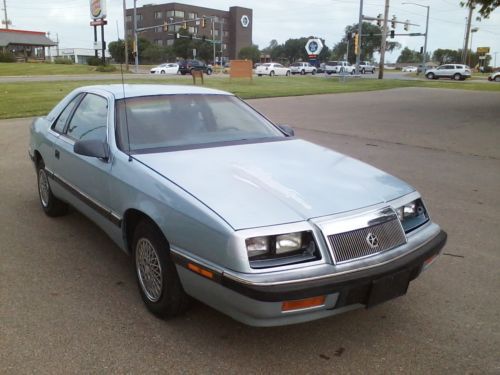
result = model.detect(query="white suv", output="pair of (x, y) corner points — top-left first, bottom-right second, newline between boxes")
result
(425, 64), (471, 81)
(290, 62), (317, 75)
(325, 61), (355, 75)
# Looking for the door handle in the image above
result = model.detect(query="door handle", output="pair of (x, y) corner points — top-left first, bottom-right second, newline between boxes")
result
(55, 149), (60, 159)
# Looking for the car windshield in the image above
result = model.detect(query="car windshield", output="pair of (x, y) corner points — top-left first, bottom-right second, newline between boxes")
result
(115, 94), (284, 153)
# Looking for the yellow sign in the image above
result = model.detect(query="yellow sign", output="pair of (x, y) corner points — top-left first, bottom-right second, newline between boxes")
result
(477, 47), (490, 54)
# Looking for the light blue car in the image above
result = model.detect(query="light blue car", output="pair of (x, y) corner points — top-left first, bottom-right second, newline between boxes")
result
(29, 85), (447, 327)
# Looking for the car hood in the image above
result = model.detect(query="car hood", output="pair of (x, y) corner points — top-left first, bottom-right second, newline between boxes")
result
(134, 139), (414, 230)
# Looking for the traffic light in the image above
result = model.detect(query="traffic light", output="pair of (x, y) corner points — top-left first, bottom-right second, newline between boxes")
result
(391, 15), (396, 29)
(377, 14), (382, 27)
(201, 17), (206, 28)
(404, 20), (409, 31)
(162, 22), (168, 32)
(354, 33), (359, 55)
(420, 46), (424, 54)
(390, 30), (395, 39)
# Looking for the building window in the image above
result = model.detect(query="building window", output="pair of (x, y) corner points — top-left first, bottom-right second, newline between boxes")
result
(126, 15), (132, 22)
(154, 11), (162, 19)
(224, 31), (229, 38)
(214, 29), (219, 37)
(166, 39), (174, 46)
(188, 12), (196, 19)
(166, 10), (174, 17)
(174, 10), (184, 18)
(155, 26), (163, 33)
(154, 39), (163, 46)
(188, 26), (195, 34)
(174, 25), (181, 32)
(167, 25), (174, 32)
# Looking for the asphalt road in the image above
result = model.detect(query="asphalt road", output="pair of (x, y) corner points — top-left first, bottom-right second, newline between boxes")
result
(1, 88), (499, 374)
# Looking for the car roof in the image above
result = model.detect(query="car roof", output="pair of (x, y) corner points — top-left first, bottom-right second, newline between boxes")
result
(76, 84), (232, 100)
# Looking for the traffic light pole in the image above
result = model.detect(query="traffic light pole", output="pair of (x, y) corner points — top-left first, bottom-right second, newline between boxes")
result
(378, 0), (390, 79)
(355, 0), (364, 73)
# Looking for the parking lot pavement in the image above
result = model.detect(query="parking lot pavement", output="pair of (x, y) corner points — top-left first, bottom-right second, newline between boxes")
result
(1, 88), (499, 373)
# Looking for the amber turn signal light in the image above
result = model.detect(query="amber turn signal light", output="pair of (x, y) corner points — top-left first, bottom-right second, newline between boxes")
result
(282, 296), (326, 312)
(187, 263), (214, 279)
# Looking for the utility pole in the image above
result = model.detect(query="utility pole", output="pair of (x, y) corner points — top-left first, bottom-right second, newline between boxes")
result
(219, 21), (223, 65)
(56, 33), (59, 57)
(462, 4), (474, 64)
(2, 0), (9, 29)
(378, 0), (390, 79)
(123, 0), (129, 71)
(133, 0), (138, 73)
(212, 17), (216, 65)
(355, 0), (364, 73)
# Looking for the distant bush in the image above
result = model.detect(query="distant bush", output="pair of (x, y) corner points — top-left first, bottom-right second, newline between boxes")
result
(54, 57), (73, 64)
(95, 64), (117, 72)
(0, 52), (16, 63)
(87, 56), (102, 66)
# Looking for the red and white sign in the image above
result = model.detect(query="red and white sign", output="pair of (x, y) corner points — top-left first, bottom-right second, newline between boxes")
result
(90, 19), (108, 26)
(90, 0), (106, 20)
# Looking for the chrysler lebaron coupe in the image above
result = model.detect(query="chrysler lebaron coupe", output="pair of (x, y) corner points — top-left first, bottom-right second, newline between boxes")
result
(29, 85), (447, 326)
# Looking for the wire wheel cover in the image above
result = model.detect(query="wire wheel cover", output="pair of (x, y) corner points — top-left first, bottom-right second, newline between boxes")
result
(136, 238), (163, 302)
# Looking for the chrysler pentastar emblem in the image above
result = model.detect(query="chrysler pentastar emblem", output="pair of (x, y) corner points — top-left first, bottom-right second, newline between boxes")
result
(366, 233), (379, 248)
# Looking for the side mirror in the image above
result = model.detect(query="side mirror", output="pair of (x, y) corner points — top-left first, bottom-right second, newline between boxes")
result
(74, 139), (110, 161)
(277, 124), (295, 137)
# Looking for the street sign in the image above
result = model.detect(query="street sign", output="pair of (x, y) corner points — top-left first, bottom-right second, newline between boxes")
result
(478, 56), (486, 60)
(477, 47), (490, 54)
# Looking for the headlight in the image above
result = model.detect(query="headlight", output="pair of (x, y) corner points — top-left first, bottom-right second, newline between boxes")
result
(395, 199), (429, 232)
(245, 231), (319, 269)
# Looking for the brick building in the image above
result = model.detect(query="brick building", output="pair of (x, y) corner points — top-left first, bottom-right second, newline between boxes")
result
(126, 2), (252, 63)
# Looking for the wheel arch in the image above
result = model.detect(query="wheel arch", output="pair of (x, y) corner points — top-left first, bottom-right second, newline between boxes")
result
(123, 208), (168, 255)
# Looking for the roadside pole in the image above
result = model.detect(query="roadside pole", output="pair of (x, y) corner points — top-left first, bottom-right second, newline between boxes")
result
(355, 0), (364, 73)
(378, 0), (390, 79)
(123, 0), (129, 71)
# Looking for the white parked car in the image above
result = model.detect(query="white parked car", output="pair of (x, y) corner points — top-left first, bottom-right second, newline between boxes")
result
(290, 62), (317, 75)
(150, 63), (179, 75)
(425, 64), (471, 80)
(325, 61), (355, 75)
(402, 66), (418, 72)
(488, 71), (500, 82)
(256, 63), (291, 77)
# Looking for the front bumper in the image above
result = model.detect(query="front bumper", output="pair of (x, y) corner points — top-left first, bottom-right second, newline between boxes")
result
(173, 229), (447, 326)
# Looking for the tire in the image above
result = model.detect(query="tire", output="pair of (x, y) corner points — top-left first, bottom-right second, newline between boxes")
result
(453, 73), (462, 81)
(206, 68), (212, 75)
(269, 71), (275, 77)
(181, 71), (187, 76)
(160, 70), (165, 74)
(286, 71), (291, 76)
(350, 70), (354, 75)
(361, 68), (365, 74)
(312, 69), (316, 75)
(426, 72), (435, 80)
(36, 159), (68, 217)
(133, 220), (189, 319)
(300, 70), (305, 75)
(258, 74), (262, 77)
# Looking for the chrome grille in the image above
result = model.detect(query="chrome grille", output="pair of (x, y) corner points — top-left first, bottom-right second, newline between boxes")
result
(328, 218), (406, 263)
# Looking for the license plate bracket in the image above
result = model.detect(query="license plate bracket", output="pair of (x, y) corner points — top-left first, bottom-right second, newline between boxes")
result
(366, 270), (411, 308)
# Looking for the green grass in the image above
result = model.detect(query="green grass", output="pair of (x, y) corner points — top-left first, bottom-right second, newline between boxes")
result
(0, 62), (117, 76)
(0, 76), (499, 119)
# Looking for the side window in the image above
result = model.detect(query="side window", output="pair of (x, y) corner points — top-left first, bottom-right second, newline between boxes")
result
(66, 94), (108, 142)
(52, 94), (83, 134)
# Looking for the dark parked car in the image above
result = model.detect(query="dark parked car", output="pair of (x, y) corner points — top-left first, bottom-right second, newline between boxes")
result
(178, 60), (212, 75)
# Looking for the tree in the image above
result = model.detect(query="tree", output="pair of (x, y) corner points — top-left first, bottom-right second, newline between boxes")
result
(238, 45), (261, 62)
(432, 48), (462, 64)
(108, 39), (133, 63)
(141, 45), (175, 64)
(331, 22), (400, 63)
(462, 0), (498, 18)
(397, 47), (423, 63)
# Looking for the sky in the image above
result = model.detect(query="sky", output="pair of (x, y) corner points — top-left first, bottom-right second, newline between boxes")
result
(3, 0), (500, 64)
